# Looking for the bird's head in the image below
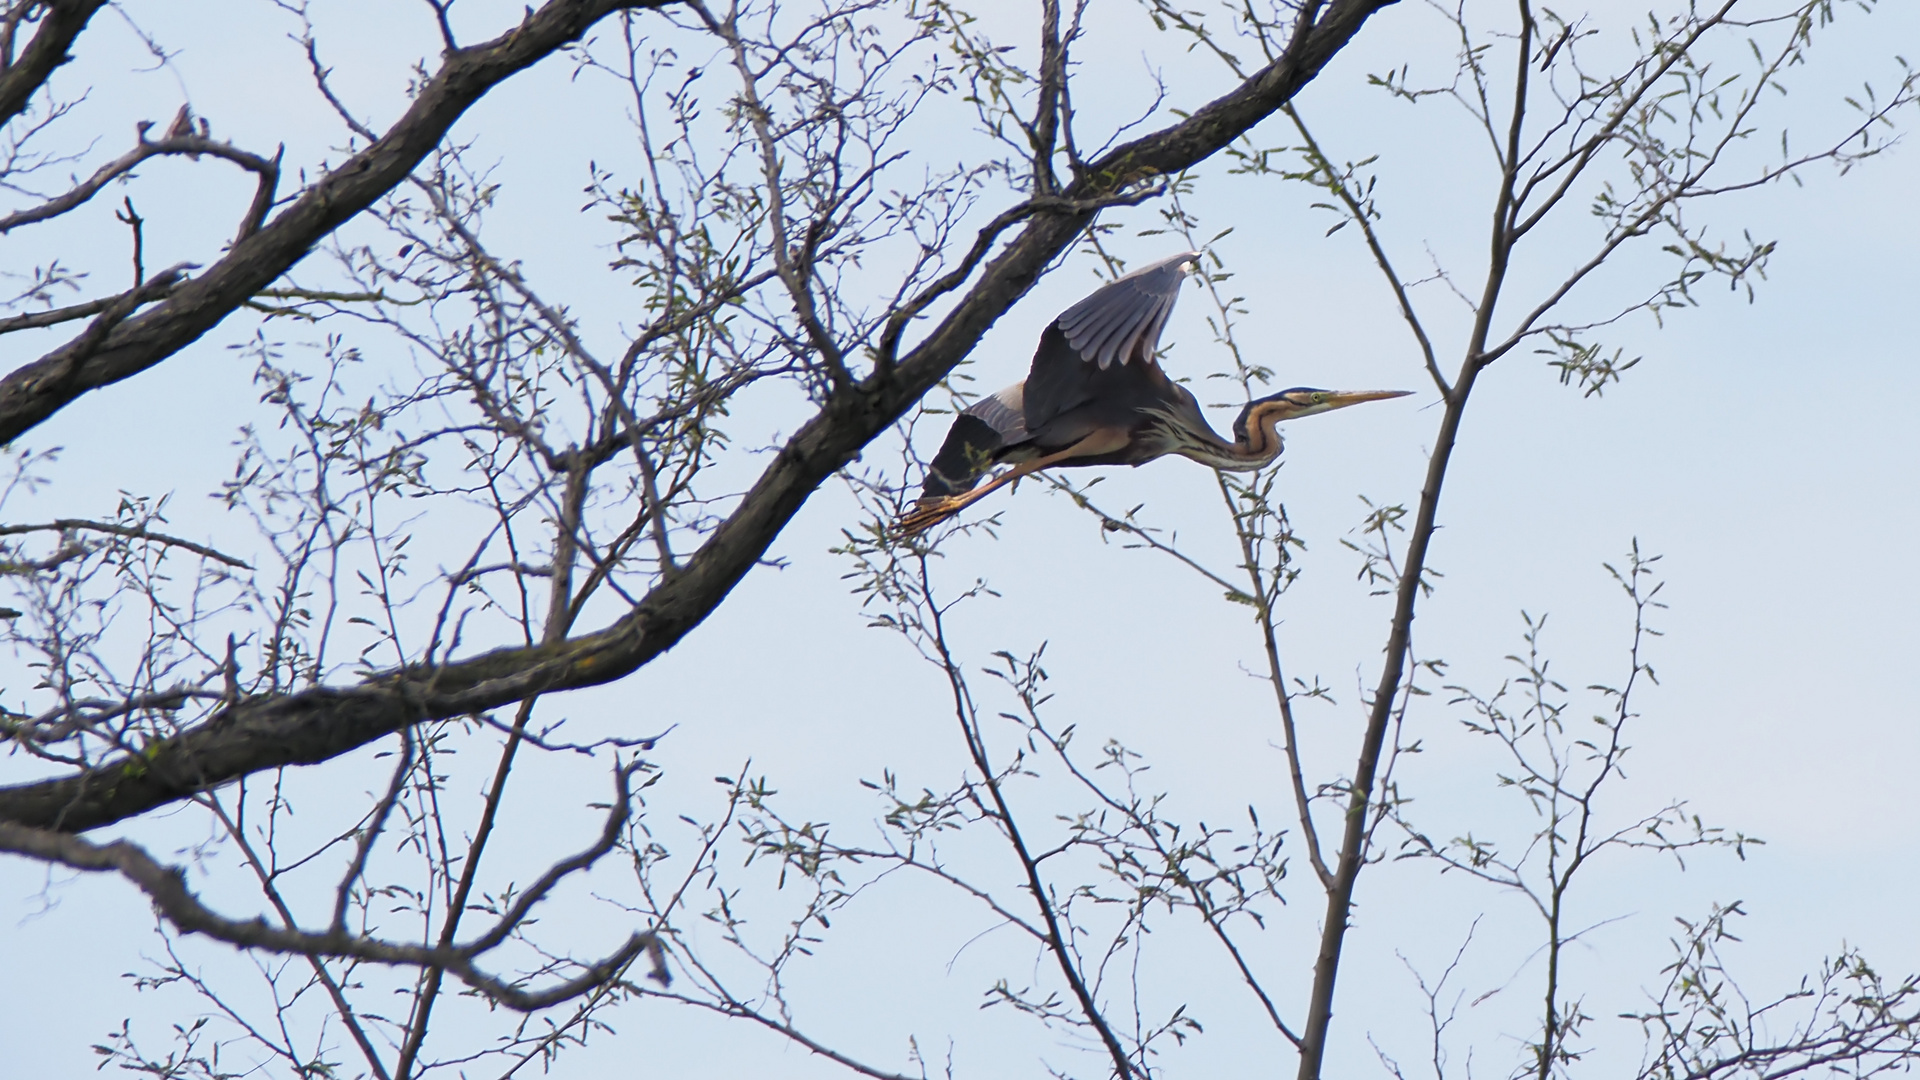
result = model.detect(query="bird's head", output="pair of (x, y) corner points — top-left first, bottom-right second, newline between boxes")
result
(1232, 387), (1413, 442)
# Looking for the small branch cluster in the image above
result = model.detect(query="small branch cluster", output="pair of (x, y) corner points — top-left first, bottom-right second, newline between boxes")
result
(0, 760), (666, 1013)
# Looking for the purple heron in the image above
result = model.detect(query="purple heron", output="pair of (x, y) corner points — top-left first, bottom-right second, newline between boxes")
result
(899, 251), (1409, 535)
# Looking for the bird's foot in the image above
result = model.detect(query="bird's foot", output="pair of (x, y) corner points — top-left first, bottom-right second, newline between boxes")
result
(895, 496), (967, 537)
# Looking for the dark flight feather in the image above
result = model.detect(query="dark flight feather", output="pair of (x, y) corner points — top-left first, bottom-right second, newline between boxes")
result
(917, 252), (1200, 501)
(1054, 251), (1197, 370)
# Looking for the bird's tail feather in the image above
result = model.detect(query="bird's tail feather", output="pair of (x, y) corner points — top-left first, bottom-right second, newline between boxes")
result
(920, 413), (1005, 499)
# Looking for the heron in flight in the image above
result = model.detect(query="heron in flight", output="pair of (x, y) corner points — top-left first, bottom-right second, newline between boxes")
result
(898, 251), (1409, 535)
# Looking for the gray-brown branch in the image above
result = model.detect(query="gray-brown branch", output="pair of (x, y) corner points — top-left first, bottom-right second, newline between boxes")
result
(0, 515), (250, 567)
(0, 264), (191, 335)
(0, 133), (281, 239)
(0, 760), (667, 1009)
(0, 0), (674, 445)
(0, 0), (1399, 835)
(0, 0), (108, 127)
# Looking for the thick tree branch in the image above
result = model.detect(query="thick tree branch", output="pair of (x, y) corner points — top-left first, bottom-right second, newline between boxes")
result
(0, 0), (1398, 835)
(0, 0), (668, 445)
(0, 0), (107, 127)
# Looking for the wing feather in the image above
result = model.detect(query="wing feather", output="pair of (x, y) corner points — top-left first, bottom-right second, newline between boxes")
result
(1054, 251), (1198, 369)
(916, 253), (1199, 501)
(919, 383), (1028, 499)
(1024, 251), (1197, 433)
(967, 382), (1028, 443)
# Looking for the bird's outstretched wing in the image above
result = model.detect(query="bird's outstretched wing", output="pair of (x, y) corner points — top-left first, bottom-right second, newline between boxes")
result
(1025, 251), (1198, 436)
(912, 252), (1197, 504)
(1054, 250), (1199, 370)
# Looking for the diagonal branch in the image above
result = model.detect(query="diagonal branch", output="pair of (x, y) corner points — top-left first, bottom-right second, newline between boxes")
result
(0, 0), (1399, 836)
(0, 760), (666, 1011)
(1282, 103), (1448, 396)
(0, 0), (108, 126)
(0, 514), (250, 567)
(0, 0), (673, 446)
(0, 132), (281, 239)
(0, 264), (191, 336)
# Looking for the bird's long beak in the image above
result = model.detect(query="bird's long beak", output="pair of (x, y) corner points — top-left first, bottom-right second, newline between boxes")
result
(1321, 389), (1414, 409)
(1256, 388), (1415, 425)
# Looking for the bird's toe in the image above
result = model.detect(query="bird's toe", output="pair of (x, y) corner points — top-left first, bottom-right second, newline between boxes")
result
(895, 497), (962, 537)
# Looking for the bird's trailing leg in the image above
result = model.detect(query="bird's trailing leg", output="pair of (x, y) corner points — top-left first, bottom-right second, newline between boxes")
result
(896, 429), (1128, 537)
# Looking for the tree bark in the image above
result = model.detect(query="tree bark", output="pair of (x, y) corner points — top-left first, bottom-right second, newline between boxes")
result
(0, 0), (1400, 834)
(0, 0), (666, 445)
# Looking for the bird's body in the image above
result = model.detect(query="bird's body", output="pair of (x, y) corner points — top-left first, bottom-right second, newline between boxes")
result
(899, 252), (1408, 535)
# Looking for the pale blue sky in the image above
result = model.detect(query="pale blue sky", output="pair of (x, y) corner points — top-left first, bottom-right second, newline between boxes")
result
(4, 2), (1917, 1077)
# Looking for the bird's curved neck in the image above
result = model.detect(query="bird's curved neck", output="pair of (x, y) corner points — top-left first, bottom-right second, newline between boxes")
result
(1166, 413), (1281, 471)
(1234, 411), (1284, 466)
(1141, 394), (1284, 471)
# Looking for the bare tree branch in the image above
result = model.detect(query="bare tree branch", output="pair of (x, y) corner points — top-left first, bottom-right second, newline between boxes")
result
(0, 131), (281, 240)
(0, 0), (1398, 836)
(0, 0), (108, 127)
(0, 759), (668, 1011)
(0, 0), (675, 445)
(0, 263), (191, 335)
(0, 515), (250, 567)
